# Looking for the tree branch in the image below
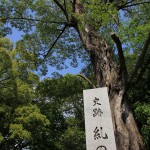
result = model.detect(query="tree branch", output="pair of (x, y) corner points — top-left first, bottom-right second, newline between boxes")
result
(111, 32), (128, 85)
(118, 1), (150, 10)
(128, 32), (150, 85)
(53, 0), (69, 21)
(5, 17), (66, 25)
(78, 74), (96, 88)
(119, 0), (135, 7)
(64, 0), (67, 14)
(42, 25), (67, 61)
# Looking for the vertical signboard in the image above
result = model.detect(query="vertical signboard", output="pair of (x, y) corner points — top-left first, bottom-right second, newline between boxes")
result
(83, 87), (116, 150)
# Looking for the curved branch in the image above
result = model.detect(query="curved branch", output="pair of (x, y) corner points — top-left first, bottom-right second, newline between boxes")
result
(42, 25), (67, 61)
(111, 32), (128, 85)
(78, 74), (96, 88)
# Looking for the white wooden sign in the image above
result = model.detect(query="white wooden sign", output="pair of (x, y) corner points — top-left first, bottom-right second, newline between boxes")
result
(83, 87), (116, 150)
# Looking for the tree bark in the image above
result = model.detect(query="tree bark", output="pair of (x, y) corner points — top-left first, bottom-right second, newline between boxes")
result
(74, 1), (144, 149)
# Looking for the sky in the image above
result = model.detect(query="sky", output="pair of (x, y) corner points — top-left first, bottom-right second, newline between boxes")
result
(7, 27), (85, 80)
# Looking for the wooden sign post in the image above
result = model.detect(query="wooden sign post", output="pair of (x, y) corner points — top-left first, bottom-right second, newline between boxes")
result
(83, 87), (116, 150)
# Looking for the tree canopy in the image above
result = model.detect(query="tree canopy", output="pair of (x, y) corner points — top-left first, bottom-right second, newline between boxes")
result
(0, 38), (50, 149)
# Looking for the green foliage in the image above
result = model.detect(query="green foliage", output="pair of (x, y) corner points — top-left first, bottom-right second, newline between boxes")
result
(117, 4), (150, 64)
(37, 74), (90, 99)
(9, 124), (32, 140)
(35, 74), (91, 150)
(8, 105), (50, 149)
(14, 105), (50, 128)
(0, 38), (50, 149)
(0, 45), (90, 147)
(0, 38), (16, 108)
(134, 103), (150, 149)
(83, 0), (118, 29)
(59, 124), (85, 150)
(0, 133), (4, 143)
(128, 58), (150, 149)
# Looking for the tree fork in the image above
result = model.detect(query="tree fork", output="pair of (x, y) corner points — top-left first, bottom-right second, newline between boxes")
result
(74, 0), (144, 149)
(76, 24), (144, 150)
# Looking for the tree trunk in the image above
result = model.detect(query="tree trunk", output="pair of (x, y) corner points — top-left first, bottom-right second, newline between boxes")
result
(74, 1), (144, 149)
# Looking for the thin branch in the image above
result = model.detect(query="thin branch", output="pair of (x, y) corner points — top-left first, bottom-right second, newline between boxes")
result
(64, 0), (67, 14)
(111, 32), (128, 84)
(5, 17), (66, 25)
(42, 25), (67, 61)
(116, 0), (133, 10)
(10, 8), (24, 18)
(120, 0), (135, 7)
(128, 32), (150, 84)
(53, 0), (69, 21)
(118, 1), (150, 10)
(78, 74), (96, 88)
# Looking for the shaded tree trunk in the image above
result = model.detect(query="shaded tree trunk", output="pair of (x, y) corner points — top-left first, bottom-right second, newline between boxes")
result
(74, 1), (144, 150)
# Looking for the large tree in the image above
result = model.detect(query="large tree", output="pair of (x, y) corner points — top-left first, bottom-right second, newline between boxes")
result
(1, 0), (150, 149)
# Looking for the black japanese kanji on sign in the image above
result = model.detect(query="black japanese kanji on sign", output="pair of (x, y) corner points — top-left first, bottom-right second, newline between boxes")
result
(93, 126), (108, 140)
(93, 97), (101, 106)
(93, 127), (101, 140)
(93, 108), (103, 117)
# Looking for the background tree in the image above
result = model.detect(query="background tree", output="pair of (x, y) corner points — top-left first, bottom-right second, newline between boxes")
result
(1, 0), (150, 149)
(128, 52), (150, 150)
(0, 38), (50, 149)
(36, 74), (91, 150)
